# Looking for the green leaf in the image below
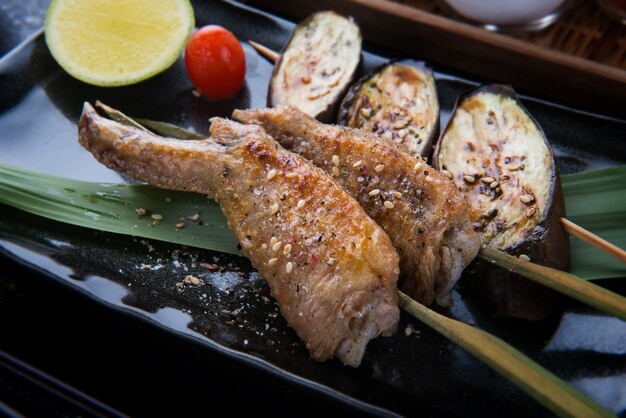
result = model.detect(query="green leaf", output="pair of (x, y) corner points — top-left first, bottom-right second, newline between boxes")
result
(562, 166), (626, 279)
(399, 292), (615, 418)
(0, 163), (238, 255)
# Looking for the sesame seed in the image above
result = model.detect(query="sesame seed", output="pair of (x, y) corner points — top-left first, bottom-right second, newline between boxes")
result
(393, 191), (403, 198)
(384, 201), (394, 209)
(176, 222), (186, 229)
(397, 129), (407, 138)
(332, 166), (340, 176)
(285, 262), (294, 273)
(283, 244), (292, 255)
(192, 89), (201, 97)
(272, 241), (283, 252)
(393, 120), (408, 129)
(520, 194), (534, 204)
(527, 207), (536, 217)
(490, 181), (499, 188)
(332, 155), (339, 166)
(297, 199), (306, 209)
(369, 189), (380, 196)
(482, 176), (495, 183)
(185, 275), (201, 285)
(442, 170), (453, 179)
(352, 160), (363, 168)
(375, 164), (385, 173)
(286, 172), (298, 178)
(191, 213), (201, 222)
(464, 175), (476, 183)
(270, 237), (278, 246)
(360, 108), (372, 118)
(267, 169), (277, 180)
(327, 258), (336, 266)
(150, 213), (163, 221)
(519, 254), (531, 262)
(135, 208), (147, 216)
(270, 203), (279, 215)
(414, 162), (422, 170)
(329, 78), (340, 87)
(301, 75), (311, 84)
(425, 176), (433, 183)
(261, 243), (268, 250)
(268, 258), (278, 266)
(382, 131), (393, 140)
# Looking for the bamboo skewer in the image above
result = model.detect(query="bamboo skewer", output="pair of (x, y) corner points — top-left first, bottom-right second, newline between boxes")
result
(248, 39), (626, 321)
(561, 218), (626, 264)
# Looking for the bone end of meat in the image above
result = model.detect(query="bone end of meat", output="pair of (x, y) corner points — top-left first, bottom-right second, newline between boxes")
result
(78, 103), (400, 367)
(234, 105), (480, 306)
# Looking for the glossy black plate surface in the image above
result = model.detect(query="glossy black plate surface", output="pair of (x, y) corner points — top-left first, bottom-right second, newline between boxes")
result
(1, 1), (625, 416)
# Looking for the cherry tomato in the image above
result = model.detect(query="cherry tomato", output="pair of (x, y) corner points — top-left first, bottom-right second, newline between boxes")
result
(184, 25), (246, 100)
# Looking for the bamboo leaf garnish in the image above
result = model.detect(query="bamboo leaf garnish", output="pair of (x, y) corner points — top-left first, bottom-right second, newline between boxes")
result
(478, 247), (626, 321)
(399, 292), (615, 418)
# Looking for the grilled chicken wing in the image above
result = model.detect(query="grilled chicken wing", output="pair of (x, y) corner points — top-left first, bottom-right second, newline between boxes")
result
(78, 103), (400, 367)
(234, 106), (479, 305)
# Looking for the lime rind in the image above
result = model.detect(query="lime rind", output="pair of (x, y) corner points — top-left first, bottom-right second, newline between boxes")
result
(44, 0), (195, 87)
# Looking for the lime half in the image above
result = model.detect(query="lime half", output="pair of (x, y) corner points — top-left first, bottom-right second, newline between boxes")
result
(45, 0), (195, 87)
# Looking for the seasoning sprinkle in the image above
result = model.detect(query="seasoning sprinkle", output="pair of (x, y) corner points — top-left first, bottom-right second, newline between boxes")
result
(270, 237), (278, 246)
(285, 262), (294, 273)
(384, 201), (395, 209)
(268, 258), (278, 266)
(283, 244), (292, 255)
(352, 160), (363, 168)
(520, 194), (534, 204)
(286, 172), (298, 178)
(267, 169), (277, 180)
(135, 208), (147, 216)
(393, 191), (403, 198)
(375, 164), (385, 173)
(327, 258), (336, 266)
(191, 213), (201, 222)
(482, 176), (495, 184)
(527, 207), (536, 217)
(332, 166), (340, 176)
(332, 155), (340, 166)
(519, 254), (531, 262)
(270, 203), (279, 215)
(150, 213), (163, 221)
(272, 241), (283, 252)
(297, 199), (306, 209)
(175, 222), (186, 229)
(184, 275), (201, 285)
(464, 175), (476, 183)
(442, 170), (453, 180)
(490, 181), (499, 188)
(369, 189), (380, 196)
(393, 120), (408, 130)
(360, 108), (372, 118)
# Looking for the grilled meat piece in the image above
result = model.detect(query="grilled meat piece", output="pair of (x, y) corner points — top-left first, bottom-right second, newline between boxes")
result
(234, 105), (479, 306)
(78, 103), (400, 367)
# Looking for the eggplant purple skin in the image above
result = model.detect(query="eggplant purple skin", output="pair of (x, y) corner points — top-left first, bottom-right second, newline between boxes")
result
(267, 11), (362, 123)
(433, 84), (570, 321)
(337, 59), (440, 158)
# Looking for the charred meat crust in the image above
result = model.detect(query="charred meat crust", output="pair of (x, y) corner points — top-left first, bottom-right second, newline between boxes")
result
(268, 11), (362, 123)
(78, 102), (400, 367)
(434, 84), (569, 320)
(337, 59), (439, 158)
(234, 105), (480, 307)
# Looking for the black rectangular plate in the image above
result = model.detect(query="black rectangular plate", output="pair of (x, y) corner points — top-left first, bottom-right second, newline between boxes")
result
(0, 1), (625, 417)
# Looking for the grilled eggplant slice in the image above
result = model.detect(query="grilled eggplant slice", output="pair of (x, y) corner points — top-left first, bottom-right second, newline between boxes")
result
(337, 60), (439, 158)
(434, 85), (569, 320)
(268, 11), (361, 122)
